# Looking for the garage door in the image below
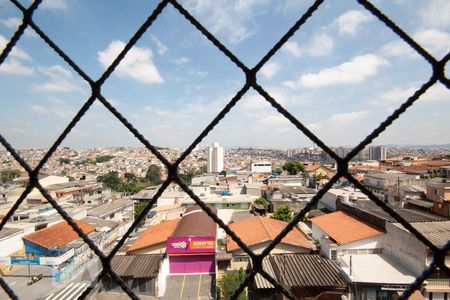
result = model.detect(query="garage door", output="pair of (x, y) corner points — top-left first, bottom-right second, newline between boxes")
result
(170, 255), (215, 274)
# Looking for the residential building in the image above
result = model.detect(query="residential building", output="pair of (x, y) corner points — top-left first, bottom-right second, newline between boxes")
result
(127, 219), (179, 255)
(250, 161), (272, 173)
(368, 145), (387, 160)
(310, 211), (384, 261)
(101, 254), (166, 297)
(266, 185), (316, 212)
(363, 171), (424, 203)
(251, 254), (348, 300)
(206, 142), (224, 173)
(225, 216), (315, 271)
(426, 178), (450, 217)
(318, 187), (369, 211)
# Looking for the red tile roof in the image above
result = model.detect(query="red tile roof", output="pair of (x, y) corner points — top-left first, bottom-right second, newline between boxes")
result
(23, 220), (96, 249)
(127, 219), (179, 254)
(311, 211), (383, 245)
(305, 164), (322, 172)
(227, 216), (315, 252)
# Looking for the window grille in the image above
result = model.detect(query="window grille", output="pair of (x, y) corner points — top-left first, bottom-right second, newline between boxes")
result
(0, 0), (449, 299)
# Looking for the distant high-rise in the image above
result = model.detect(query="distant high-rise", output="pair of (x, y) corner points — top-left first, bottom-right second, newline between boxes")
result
(207, 142), (224, 173)
(368, 146), (387, 160)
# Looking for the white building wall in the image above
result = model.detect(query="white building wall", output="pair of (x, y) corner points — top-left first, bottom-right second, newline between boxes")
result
(312, 223), (383, 259)
(157, 256), (170, 297)
(250, 162), (272, 173)
(0, 230), (25, 257)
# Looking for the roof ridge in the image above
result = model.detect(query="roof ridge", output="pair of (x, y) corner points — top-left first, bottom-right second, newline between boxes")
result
(258, 216), (275, 240)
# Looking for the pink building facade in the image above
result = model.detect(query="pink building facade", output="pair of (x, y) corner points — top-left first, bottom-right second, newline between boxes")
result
(167, 236), (216, 274)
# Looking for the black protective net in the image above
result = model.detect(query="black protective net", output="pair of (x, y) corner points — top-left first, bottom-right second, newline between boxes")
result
(0, 0), (449, 299)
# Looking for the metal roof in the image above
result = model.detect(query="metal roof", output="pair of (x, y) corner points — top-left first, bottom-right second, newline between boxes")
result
(87, 199), (134, 218)
(110, 254), (163, 278)
(271, 254), (347, 288)
(171, 205), (217, 237)
(394, 221), (450, 248)
(407, 199), (434, 209)
(254, 256), (277, 289)
(343, 201), (446, 223)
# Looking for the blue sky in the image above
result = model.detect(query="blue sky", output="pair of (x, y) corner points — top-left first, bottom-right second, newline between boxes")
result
(0, 0), (449, 151)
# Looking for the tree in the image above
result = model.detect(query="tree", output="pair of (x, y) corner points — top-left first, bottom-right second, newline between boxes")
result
(59, 158), (71, 165)
(272, 205), (293, 222)
(219, 170), (227, 176)
(99, 171), (121, 191)
(273, 166), (282, 175)
(124, 172), (136, 183)
(282, 160), (305, 175)
(0, 169), (21, 183)
(218, 268), (248, 300)
(146, 164), (163, 185)
(134, 202), (148, 220)
(254, 196), (269, 209)
(95, 155), (114, 163)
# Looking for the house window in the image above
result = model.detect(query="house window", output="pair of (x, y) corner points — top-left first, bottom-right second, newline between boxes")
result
(330, 249), (337, 260)
(234, 256), (250, 263)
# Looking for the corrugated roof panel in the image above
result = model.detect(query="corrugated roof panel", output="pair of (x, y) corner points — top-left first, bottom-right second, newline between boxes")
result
(271, 254), (346, 288)
(110, 254), (162, 278)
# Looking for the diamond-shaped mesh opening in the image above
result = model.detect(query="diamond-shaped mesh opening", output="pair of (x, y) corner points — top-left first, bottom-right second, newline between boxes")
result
(0, 0), (449, 299)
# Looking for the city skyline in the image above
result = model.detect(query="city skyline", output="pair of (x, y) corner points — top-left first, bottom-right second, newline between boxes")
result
(0, 0), (449, 150)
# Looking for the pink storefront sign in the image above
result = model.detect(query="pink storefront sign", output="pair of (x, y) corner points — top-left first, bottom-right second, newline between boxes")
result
(167, 236), (216, 254)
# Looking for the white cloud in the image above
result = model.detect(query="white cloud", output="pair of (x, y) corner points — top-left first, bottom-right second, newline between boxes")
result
(7, 127), (26, 134)
(335, 10), (373, 35)
(41, 0), (68, 11)
(419, 0), (450, 30)
(306, 33), (334, 57)
(282, 33), (333, 58)
(0, 58), (34, 75)
(0, 35), (34, 75)
(414, 29), (450, 58)
(186, 0), (270, 44)
(34, 65), (83, 93)
(379, 83), (450, 107)
(380, 40), (417, 59)
(0, 35), (32, 61)
(284, 54), (388, 88)
(380, 29), (450, 59)
(260, 62), (281, 79)
(151, 34), (168, 55)
(144, 106), (172, 116)
(330, 110), (370, 124)
(0, 17), (21, 29)
(282, 41), (302, 57)
(171, 56), (190, 65)
(28, 104), (49, 114)
(98, 40), (164, 84)
(306, 123), (322, 131)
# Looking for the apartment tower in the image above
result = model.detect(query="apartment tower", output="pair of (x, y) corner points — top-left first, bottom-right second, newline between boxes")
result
(206, 142), (224, 173)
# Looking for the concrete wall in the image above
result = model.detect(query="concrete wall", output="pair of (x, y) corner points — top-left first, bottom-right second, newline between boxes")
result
(383, 222), (427, 276)
(229, 241), (310, 270)
(318, 192), (337, 211)
(128, 243), (166, 255)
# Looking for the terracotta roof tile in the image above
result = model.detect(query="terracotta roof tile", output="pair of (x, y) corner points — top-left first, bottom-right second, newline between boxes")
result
(127, 219), (179, 254)
(227, 216), (315, 252)
(23, 220), (96, 249)
(311, 211), (383, 245)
